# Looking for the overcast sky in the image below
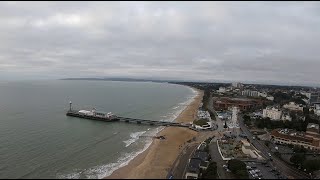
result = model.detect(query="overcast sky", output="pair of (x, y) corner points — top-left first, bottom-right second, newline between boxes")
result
(0, 1), (319, 85)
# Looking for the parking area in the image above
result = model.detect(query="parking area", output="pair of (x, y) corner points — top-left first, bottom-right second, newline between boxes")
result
(245, 161), (287, 179)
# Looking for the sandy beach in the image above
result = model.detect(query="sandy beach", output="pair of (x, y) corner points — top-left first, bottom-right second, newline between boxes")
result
(105, 88), (204, 179)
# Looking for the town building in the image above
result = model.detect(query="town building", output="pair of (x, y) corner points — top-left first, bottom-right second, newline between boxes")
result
(258, 92), (268, 98)
(185, 158), (202, 179)
(310, 92), (320, 105)
(262, 107), (282, 120)
(281, 112), (292, 121)
(185, 143), (210, 179)
(213, 97), (262, 111)
(232, 82), (244, 89)
(301, 92), (312, 101)
(271, 123), (320, 151)
(283, 102), (303, 111)
(217, 87), (226, 93)
(241, 90), (259, 97)
(315, 103), (320, 116)
(216, 112), (231, 120)
(197, 110), (211, 120)
(266, 96), (274, 101)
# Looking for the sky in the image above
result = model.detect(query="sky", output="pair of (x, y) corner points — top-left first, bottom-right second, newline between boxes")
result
(0, 1), (320, 86)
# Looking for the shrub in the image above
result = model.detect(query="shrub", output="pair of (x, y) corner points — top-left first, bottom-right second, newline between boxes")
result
(228, 159), (249, 179)
(201, 162), (217, 179)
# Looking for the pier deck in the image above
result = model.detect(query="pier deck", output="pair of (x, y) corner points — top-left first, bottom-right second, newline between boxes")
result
(66, 110), (194, 129)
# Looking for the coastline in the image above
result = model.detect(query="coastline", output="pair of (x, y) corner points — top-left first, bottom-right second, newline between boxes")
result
(105, 87), (203, 179)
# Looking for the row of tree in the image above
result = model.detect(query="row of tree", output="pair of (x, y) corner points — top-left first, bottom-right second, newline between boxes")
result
(228, 159), (249, 179)
(271, 91), (307, 106)
(290, 151), (320, 173)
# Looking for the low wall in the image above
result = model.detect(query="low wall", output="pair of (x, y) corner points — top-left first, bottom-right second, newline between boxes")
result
(216, 140), (232, 161)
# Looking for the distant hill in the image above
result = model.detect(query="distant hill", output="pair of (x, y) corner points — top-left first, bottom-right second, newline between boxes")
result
(60, 77), (171, 83)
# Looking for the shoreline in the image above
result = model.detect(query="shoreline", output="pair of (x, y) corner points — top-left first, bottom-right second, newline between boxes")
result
(105, 87), (203, 179)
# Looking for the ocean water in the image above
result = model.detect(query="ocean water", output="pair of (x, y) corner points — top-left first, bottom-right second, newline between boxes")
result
(0, 80), (197, 179)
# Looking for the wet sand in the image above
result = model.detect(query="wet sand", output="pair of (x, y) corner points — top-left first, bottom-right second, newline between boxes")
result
(105, 88), (203, 179)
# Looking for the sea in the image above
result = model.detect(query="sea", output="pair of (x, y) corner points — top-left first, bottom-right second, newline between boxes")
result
(0, 80), (198, 179)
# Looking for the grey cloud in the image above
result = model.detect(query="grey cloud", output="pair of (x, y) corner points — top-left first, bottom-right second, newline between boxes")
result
(0, 1), (319, 85)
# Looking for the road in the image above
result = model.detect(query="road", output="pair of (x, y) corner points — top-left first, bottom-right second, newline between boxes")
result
(238, 115), (310, 179)
(168, 143), (198, 179)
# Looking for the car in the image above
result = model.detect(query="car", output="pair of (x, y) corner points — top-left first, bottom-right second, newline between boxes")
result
(223, 165), (228, 168)
(268, 153), (272, 157)
(246, 166), (252, 170)
(226, 168), (231, 172)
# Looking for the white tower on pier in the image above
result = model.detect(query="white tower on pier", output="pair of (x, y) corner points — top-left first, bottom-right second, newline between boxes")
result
(69, 101), (72, 111)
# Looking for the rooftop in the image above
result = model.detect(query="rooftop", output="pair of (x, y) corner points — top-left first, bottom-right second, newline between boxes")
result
(193, 151), (208, 162)
(307, 123), (319, 130)
(187, 158), (202, 173)
(271, 129), (313, 144)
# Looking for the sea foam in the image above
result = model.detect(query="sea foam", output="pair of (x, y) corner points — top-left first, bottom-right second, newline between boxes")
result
(123, 131), (146, 147)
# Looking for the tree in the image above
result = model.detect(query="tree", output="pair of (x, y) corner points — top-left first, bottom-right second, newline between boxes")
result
(302, 160), (320, 173)
(264, 141), (270, 147)
(194, 119), (209, 126)
(236, 170), (249, 179)
(201, 162), (217, 179)
(290, 153), (306, 166)
(228, 159), (249, 179)
(293, 146), (306, 153)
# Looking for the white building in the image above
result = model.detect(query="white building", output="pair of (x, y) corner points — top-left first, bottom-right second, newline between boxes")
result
(301, 92), (312, 99)
(315, 104), (320, 116)
(283, 102), (303, 111)
(263, 107), (282, 120)
(281, 114), (292, 121)
(217, 87), (226, 93)
(197, 110), (211, 120)
(266, 96), (274, 101)
(232, 82), (243, 89)
(241, 90), (259, 97)
(301, 92), (312, 104)
(258, 92), (268, 98)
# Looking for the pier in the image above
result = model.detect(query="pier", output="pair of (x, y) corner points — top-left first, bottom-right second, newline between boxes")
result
(66, 101), (197, 131)
(66, 110), (191, 128)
